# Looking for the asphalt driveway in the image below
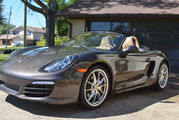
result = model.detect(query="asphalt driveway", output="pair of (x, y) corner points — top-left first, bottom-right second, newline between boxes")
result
(0, 73), (179, 120)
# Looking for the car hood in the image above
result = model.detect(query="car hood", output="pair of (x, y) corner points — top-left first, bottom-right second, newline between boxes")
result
(0, 46), (91, 75)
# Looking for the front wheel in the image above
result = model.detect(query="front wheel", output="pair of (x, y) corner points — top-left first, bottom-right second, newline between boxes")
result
(155, 62), (169, 90)
(79, 66), (110, 109)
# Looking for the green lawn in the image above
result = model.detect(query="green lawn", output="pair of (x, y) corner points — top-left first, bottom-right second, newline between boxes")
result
(0, 47), (23, 50)
(0, 54), (9, 62)
(0, 47), (22, 54)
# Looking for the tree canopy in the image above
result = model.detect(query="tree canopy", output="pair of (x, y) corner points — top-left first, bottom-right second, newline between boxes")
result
(0, 24), (16, 35)
(21, 0), (77, 46)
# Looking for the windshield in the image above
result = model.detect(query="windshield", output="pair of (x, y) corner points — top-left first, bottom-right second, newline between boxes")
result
(63, 32), (123, 50)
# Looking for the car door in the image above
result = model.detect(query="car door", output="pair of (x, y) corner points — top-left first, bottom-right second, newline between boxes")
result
(115, 51), (151, 89)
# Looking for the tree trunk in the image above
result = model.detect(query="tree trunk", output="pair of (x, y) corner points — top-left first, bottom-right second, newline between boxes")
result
(45, 15), (55, 46)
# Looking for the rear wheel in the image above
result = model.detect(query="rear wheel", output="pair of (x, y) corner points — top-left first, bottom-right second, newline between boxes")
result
(155, 62), (169, 90)
(79, 66), (110, 109)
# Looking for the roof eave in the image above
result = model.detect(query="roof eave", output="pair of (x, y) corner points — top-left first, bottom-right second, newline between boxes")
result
(56, 13), (179, 19)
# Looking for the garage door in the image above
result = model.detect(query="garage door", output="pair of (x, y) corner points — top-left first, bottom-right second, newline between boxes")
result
(89, 21), (179, 71)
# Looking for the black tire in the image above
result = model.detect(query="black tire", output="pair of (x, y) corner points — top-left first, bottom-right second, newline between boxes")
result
(79, 66), (111, 109)
(154, 62), (169, 90)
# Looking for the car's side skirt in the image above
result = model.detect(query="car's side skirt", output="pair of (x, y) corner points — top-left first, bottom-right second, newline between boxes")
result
(112, 77), (157, 94)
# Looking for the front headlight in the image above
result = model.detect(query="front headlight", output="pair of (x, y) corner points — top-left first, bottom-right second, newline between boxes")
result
(44, 55), (78, 72)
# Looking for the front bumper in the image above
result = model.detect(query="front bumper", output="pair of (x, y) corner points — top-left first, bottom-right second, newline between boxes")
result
(0, 70), (82, 104)
(0, 83), (65, 104)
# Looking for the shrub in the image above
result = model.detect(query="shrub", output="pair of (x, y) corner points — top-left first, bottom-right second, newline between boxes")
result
(36, 36), (46, 46)
(36, 36), (69, 46)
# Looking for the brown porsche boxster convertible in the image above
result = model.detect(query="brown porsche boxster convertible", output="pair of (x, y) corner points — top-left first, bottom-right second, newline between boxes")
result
(0, 32), (169, 109)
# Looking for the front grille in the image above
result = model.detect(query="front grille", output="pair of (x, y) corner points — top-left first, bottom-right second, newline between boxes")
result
(22, 84), (54, 97)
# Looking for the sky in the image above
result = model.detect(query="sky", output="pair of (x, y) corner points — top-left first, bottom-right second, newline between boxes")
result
(2, 0), (46, 28)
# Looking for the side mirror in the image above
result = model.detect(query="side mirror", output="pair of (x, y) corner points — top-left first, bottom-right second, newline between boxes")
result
(125, 45), (139, 53)
(118, 51), (128, 58)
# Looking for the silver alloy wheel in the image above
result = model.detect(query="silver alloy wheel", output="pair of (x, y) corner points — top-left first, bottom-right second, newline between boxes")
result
(158, 64), (168, 88)
(84, 69), (109, 107)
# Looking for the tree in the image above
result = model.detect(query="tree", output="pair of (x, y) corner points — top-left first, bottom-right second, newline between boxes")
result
(0, 24), (16, 35)
(56, 20), (68, 37)
(21, 0), (76, 46)
(55, 0), (76, 37)
(0, 0), (3, 24)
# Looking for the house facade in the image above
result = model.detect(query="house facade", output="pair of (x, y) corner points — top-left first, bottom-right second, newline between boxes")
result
(0, 26), (45, 46)
(0, 34), (13, 46)
(57, 0), (179, 66)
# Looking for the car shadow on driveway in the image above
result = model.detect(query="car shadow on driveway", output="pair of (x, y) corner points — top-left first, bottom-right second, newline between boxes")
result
(5, 75), (179, 119)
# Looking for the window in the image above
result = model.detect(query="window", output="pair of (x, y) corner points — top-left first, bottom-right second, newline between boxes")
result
(112, 22), (135, 33)
(90, 22), (111, 31)
(13, 31), (19, 35)
(26, 31), (31, 35)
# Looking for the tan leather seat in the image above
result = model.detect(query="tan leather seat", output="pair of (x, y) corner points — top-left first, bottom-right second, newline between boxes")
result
(122, 36), (140, 51)
(97, 36), (115, 50)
